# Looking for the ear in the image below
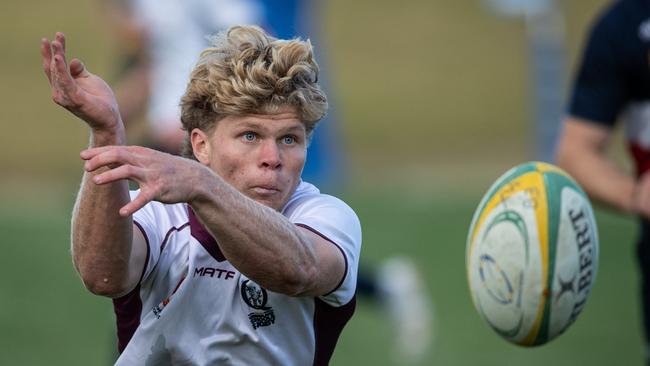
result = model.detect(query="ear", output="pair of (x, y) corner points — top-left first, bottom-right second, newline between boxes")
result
(190, 128), (211, 165)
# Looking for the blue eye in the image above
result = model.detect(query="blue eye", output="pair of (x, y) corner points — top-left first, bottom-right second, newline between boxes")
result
(243, 132), (256, 141)
(283, 136), (295, 145)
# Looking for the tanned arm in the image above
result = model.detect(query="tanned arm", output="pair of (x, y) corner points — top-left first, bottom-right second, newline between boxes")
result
(189, 169), (345, 297)
(81, 146), (346, 297)
(555, 116), (644, 215)
(42, 33), (146, 297)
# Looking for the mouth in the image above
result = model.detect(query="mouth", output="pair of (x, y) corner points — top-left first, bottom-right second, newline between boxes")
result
(250, 185), (281, 196)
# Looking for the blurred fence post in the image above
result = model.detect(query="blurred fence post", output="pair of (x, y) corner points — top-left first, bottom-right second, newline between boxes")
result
(481, 0), (566, 163)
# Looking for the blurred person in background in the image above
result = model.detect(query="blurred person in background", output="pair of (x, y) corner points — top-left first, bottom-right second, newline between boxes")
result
(104, 0), (432, 360)
(103, 0), (263, 153)
(556, 0), (650, 363)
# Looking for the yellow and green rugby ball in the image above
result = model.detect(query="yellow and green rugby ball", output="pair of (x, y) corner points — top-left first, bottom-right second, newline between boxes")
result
(466, 162), (599, 346)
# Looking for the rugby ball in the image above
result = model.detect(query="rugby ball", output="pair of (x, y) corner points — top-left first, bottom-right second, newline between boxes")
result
(466, 161), (599, 346)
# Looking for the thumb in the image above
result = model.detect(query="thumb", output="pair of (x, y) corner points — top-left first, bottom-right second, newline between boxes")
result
(69, 58), (89, 78)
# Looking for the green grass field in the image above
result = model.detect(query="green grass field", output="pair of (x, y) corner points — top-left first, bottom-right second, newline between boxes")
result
(0, 190), (642, 365)
(3, 0), (643, 364)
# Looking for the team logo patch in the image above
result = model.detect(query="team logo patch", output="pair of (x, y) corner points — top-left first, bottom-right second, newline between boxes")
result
(240, 279), (275, 329)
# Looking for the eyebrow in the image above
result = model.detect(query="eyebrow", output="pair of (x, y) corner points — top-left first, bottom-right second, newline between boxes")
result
(236, 120), (305, 134)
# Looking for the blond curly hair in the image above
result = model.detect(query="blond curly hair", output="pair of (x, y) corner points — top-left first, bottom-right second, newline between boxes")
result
(179, 25), (328, 159)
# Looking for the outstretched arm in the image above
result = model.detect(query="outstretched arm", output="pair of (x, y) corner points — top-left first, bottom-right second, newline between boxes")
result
(190, 180), (347, 297)
(81, 146), (347, 297)
(41, 33), (146, 297)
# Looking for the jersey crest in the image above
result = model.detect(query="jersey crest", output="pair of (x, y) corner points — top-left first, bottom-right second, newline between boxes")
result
(240, 279), (276, 329)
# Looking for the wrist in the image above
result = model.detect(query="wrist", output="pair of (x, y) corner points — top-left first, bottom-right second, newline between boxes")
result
(188, 165), (218, 205)
(90, 122), (126, 147)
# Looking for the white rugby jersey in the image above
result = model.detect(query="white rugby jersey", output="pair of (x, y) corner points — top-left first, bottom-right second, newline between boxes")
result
(113, 181), (361, 365)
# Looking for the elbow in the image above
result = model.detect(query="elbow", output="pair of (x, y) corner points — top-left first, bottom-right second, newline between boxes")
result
(247, 264), (315, 297)
(72, 250), (133, 298)
(274, 264), (318, 297)
(78, 271), (131, 298)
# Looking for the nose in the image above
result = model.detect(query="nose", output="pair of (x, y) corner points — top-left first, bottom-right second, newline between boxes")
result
(259, 140), (282, 169)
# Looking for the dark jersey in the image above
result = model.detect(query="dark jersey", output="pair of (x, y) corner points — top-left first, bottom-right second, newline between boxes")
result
(569, 0), (650, 175)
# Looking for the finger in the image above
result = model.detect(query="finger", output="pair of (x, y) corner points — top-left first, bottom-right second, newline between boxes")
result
(85, 148), (137, 172)
(81, 145), (122, 160)
(40, 38), (53, 82)
(120, 190), (154, 217)
(55, 32), (66, 54)
(81, 145), (147, 160)
(69, 58), (88, 78)
(50, 40), (74, 94)
(79, 146), (116, 160)
(92, 164), (143, 185)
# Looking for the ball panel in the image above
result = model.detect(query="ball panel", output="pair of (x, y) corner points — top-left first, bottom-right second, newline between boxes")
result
(467, 168), (548, 264)
(548, 184), (598, 339)
(468, 169), (551, 345)
(530, 167), (568, 345)
(469, 194), (539, 343)
(467, 162), (540, 253)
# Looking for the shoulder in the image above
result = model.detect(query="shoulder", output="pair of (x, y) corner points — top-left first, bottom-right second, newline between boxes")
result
(283, 182), (358, 221)
(282, 181), (361, 243)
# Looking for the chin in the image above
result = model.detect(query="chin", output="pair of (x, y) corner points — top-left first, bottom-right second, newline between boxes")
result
(253, 198), (281, 211)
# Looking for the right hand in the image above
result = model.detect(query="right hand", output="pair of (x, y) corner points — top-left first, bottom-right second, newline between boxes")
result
(41, 32), (123, 135)
(81, 145), (213, 216)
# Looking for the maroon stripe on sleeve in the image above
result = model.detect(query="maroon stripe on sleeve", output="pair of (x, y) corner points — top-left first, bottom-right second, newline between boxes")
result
(112, 221), (151, 353)
(312, 296), (356, 366)
(113, 220), (151, 353)
(112, 285), (143, 353)
(114, 215), (193, 353)
(188, 205), (226, 262)
(132, 221), (151, 282)
(295, 223), (348, 296)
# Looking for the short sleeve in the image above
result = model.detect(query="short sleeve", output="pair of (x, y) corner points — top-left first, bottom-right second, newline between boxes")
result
(287, 194), (362, 307)
(129, 190), (186, 282)
(569, 5), (627, 126)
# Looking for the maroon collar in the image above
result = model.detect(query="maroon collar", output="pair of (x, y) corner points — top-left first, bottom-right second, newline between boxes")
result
(188, 205), (226, 262)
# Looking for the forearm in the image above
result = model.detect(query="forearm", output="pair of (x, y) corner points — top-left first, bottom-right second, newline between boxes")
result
(557, 142), (636, 214)
(190, 171), (316, 295)
(72, 129), (134, 296)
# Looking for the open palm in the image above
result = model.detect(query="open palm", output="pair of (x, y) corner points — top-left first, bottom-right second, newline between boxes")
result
(41, 32), (122, 132)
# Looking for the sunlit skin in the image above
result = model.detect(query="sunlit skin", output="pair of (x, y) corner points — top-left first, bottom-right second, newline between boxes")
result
(193, 108), (307, 211)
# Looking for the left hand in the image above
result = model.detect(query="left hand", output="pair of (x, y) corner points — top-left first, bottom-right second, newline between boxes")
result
(42, 32), (123, 136)
(81, 145), (212, 216)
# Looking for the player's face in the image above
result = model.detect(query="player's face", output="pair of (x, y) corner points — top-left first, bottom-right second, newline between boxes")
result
(203, 107), (306, 211)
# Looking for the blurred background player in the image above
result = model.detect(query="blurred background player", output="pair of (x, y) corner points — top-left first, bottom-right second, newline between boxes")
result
(103, 0), (263, 153)
(555, 0), (650, 363)
(103, 0), (432, 361)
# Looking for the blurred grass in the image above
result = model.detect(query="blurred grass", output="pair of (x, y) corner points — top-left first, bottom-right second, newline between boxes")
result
(0, 189), (641, 365)
(3, 0), (641, 364)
